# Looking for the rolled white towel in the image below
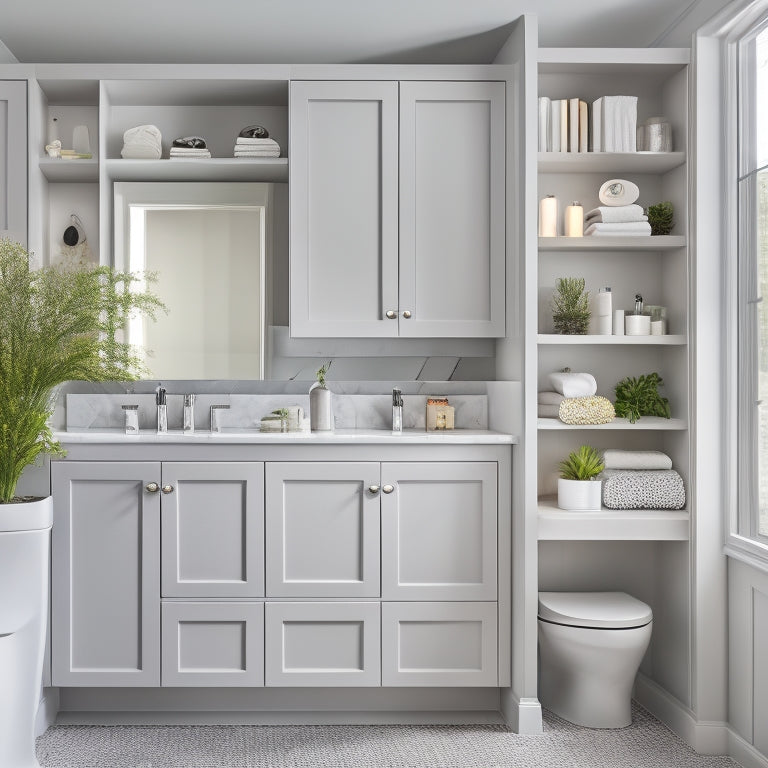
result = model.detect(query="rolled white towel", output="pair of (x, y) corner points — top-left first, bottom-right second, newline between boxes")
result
(538, 391), (565, 406)
(538, 404), (561, 419)
(603, 449), (673, 470)
(122, 124), (162, 148)
(549, 371), (597, 398)
(585, 205), (647, 224)
(584, 222), (652, 237)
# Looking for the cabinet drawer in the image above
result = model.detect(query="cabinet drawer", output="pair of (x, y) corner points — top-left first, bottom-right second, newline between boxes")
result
(161, 463), (264, 598)
(382, 602), (498, 686)
(265, 602), (380, 686)
(161, 602), (264, 687)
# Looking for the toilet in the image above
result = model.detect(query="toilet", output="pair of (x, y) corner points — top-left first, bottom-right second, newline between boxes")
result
(538, 591), (652, 729)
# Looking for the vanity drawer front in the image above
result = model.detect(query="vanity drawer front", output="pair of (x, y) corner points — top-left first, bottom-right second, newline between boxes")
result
(264, 602), (381, 686)
(161, 601), (264, 687)
(265, 463), (381, 598)
(381, 462), (497, 601)
(161, 462), (265, 598)
(381, 602), (498, 686)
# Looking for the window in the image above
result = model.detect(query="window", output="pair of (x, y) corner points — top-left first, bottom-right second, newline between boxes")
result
(738, 20), (768, 544)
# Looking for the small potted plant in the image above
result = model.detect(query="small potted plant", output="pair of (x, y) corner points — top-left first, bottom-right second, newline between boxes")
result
(551, 276), (591, 335)
(309, 361), (332, 432)
(0, 238), (163, 766)
(557, 445), (605, 511)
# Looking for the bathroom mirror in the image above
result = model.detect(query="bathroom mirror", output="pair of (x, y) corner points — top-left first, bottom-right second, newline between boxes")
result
(114, 182), (276, 380)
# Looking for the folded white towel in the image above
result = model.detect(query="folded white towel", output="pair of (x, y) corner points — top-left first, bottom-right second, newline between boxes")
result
(121, 146), (162, 159)
(538, 391), (565, 406)
(549, 371), (597, 398)
(603, 449), (673, 470)
(234, 147), (280, 154)
(585, 205), (647, 224)
(235, 137), (280, 147)
(169, 149), (212, 158)
(538, 404), (561, 418)
(584, 222), (652, 236)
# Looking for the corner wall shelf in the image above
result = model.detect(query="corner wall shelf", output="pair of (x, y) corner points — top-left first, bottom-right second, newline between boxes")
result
(39, 158), (99, 183)
(537, 151), (685, 173)
(538, 236), (686, 251)
(538, 417), (687, 431)
(537, 334), (686, 345)
(537, 496), (690, 541)
(103, 157), (288, 183)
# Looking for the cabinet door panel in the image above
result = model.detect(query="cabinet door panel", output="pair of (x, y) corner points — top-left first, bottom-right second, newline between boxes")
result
(161, 602), (264, 687)
(161, 462), (264, 598)
(399, 81), (505, 337)
(0, 81), (27, 244)
(51, 462), (160, 686)
(265, 602), (380, 686)
(382, 602), (497, 686)
(266, 462), (380, 597)
(381, 462), (497, 600)
(290, 81), (399, 337)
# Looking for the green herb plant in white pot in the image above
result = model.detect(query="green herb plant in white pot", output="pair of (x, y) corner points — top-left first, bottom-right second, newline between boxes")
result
(0, 238), (163, 767)
(557, 445), (605, 511)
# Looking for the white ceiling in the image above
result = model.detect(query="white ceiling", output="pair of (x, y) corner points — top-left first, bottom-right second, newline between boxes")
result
(0, 0), (720, 65)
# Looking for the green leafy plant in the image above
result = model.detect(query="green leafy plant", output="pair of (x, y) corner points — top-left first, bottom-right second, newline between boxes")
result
(551, 277), (591, 335)
(316, 361), (331, 389)
(646, 201), (674, 236)
(614, 372), (671, 424)
(0, 238), (165, 503)
(558, 445), (604, 480)
(272, 408), (289, 418)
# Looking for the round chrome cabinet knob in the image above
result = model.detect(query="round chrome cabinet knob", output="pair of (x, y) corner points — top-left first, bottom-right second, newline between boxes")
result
(385, 310), (397, 319)
(161, 484), (174, 494)
(368, 485), (380, 494)
(145, 482), (159, 493)
(402, 310), (412, 319)
(382, 485), (395, 494)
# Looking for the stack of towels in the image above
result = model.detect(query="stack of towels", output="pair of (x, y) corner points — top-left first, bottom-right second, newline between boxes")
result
(601, 449), (685, 509)
(121, 125), (162, 159)
(170, 136), (211, 159)
(234, 125), (280, 158)
(538, 371), (597, 418)
(584, 204), (651, 237)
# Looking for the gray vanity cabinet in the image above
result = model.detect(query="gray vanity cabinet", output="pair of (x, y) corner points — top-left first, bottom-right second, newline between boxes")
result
(52, 462), (161, 686)
(0, 81), (27, 245)
(290, 79), (505, 339)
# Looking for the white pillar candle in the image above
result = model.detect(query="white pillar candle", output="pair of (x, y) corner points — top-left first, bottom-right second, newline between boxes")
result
(564, 201), (584, 237)
(539, 195), (558, 237)
(613, 309), (625, 335)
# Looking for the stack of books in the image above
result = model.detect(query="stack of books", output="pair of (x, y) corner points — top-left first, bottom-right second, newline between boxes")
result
(538, 95), (638, 153)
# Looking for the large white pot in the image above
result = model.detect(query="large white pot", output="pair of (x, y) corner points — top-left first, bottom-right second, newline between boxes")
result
(557, 478), (602, 511)
(0, 496), (52, 768)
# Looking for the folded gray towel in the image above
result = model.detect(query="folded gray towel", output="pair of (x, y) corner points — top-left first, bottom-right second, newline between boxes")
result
(602, 469), (685, 510)
(538, 404), (561, 418)
(538, 391), (565, 406)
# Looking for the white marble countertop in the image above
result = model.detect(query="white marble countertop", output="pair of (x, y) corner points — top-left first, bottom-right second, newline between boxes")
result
(55, 428), (518, 445)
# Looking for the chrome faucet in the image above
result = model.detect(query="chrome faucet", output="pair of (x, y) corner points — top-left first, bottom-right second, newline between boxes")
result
(183, 394), (195, 434)
(156, 386), (167, 434)
(210, 403), (230, 433)
(392, 387), (403, 434)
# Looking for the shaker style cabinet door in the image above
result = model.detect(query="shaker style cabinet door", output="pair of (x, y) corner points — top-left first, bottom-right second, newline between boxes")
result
(290, 81), (399, 337)
(161, 462), (264, 598)
(0, 81), (27, 245)
(398, 81), (505, 338)
(51, 461), (161, 686)
(265, 462), (381, 597)
(380, 462), (498, 600)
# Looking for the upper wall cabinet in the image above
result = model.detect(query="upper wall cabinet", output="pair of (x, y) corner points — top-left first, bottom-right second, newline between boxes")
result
(289, 80), (505, 338)
(0, 81), (27, 245)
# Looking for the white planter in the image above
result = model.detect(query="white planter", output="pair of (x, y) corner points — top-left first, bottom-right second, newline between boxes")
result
(309, 384), (332, 431)
(557, 478), (602, 511)
(0, 496), (52, 768)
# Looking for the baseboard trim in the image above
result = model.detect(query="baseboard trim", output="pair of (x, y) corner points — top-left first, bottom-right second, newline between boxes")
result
(499, 689), (542, 734)
(35, 688), (60, 736)
(634, 674), (728, 755)
(728, 730), (768, 768)
(55, 710), (507, 727)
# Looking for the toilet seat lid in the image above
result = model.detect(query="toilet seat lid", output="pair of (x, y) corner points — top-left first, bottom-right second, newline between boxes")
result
(538, 591), (652, 629)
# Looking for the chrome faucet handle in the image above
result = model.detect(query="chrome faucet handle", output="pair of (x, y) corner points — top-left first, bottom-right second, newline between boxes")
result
(210, 404), (230, 433)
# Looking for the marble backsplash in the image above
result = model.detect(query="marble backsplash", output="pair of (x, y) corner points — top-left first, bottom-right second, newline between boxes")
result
(65, 390), (488, 432)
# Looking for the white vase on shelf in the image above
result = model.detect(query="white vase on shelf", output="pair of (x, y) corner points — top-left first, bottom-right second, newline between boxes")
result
(557, 479), (602, 511)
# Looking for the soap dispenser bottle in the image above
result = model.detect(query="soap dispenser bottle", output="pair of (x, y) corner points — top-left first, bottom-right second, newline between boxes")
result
(392, 388), (403, 434)
(156, 385), (167, 434)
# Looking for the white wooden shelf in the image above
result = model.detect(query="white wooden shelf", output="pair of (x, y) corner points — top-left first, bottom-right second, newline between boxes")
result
(537, 334), (686, 346)
(39, 158), (99, 183)
(538, 416), (687, 431)
(538, 151), (685, 173)
(538, 236), (686, 251)
(103, 157), (288, 183)
(537, 496), (689, 540)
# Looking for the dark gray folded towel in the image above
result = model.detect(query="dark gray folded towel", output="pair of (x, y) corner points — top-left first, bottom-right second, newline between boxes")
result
(602, 469), (685, 510)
